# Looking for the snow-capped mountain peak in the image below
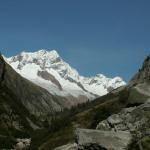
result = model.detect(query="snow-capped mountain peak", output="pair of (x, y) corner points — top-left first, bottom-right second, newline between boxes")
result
(35, 49), (60, 62)
(8, 49), (60, 63)
(6, 49), (126, 100)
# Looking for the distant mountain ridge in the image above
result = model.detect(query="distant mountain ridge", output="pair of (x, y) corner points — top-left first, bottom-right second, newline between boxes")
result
(51, 54), (150, 150)
(6, 49), (126, 100)
(1, 50), (150, 150)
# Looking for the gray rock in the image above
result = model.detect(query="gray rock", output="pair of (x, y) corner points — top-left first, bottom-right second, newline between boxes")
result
(53, 143), (77, 150)
(0, 55), (5, 82)
(107, 114), (123, 125)
(37, 70), (62, 90)
(130, 55), (150, 85)
(97, 103), (150, 133)
(76, 128), (132, 150)
(14, 138), (31, 150)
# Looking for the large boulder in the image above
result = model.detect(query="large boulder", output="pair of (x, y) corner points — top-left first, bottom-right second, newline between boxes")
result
(14, 138), (31, 150)
(76, 128), (131, 150)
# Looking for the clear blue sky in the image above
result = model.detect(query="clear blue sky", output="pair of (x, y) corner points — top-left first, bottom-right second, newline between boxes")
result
(0, 0), (150, 81)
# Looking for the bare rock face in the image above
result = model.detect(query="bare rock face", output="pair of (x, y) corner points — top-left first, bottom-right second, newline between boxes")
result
(96, 102), (150, 150)
(97, 103), (150, 132)
(96, 107), (136, 132)
(76, 128), (131, 150)
(37, 70), (62, 90)
(130, 55), (150, 85)
(0, 55), (5, 82)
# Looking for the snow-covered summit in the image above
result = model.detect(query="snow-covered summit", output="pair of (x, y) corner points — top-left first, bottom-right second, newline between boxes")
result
(6, 49), (126, 99)
(8, 49), (60, 64)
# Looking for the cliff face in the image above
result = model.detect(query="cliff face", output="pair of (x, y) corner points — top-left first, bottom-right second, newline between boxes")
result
(130, 55), (150, 85)
(0, 55), (5, 82)
(127, 55), (150, 104)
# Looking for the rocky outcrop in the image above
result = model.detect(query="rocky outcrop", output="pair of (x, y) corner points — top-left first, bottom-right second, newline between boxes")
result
(130, 55), (150, 85)
(37, 70), (62, 90)
(96, 102), (150, 133)
(95, 101), (150, 150)
(52, 54), (150, 150)
(14, 138), (31, 150)
(76, 128), (131, 150)
(73, 102), (150, 150)
(133, 83), (150, 97)
(0, 55), (5, 82)
(54, 129), (131, 150)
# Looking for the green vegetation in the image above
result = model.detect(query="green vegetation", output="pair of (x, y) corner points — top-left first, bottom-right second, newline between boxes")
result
(1, 64), (149, 150)
(1, 83), (148, 150)
(31, 87), (131, 150)
(30, 116), (73, 150)
(0, 136), (16, 149)
(141, 136), (150, 149)
(37, 86), (150, 150)
(74, 87), (129, 128)
(39, 126), (74, 150)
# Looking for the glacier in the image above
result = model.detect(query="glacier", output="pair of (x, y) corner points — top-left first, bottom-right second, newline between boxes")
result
(5, 49), (126, 100)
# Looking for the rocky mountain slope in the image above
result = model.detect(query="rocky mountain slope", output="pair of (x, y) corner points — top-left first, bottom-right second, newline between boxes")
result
(1, 51), (150, 150)
(1, 54), (77, 117)
(0, 54), (89, 149)
(130, 55), (150, 84)
(5, 50), (125, 100)
(0, 51), (125, 149)
(0, 55), (39, 149)
(51, 55), (150, 150)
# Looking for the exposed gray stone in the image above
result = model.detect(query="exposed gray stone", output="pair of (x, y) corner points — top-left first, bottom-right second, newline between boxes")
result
(107, 114), (123, 125)
(54, 143), (77, 150)
(130, 55), (150, 85)
(97, 103), (150, 133)
(37, 70), (62, 90)
(0, 55), (5, 82)
(14, 138), (31, 150)
(76, 128), (132, 150)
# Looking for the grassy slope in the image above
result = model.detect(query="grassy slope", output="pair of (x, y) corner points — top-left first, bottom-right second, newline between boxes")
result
(37, 85), (150, 150)
(35, 87), (130, 150)
(0, 80), (147, 149)
(1, 55), (149, 149)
